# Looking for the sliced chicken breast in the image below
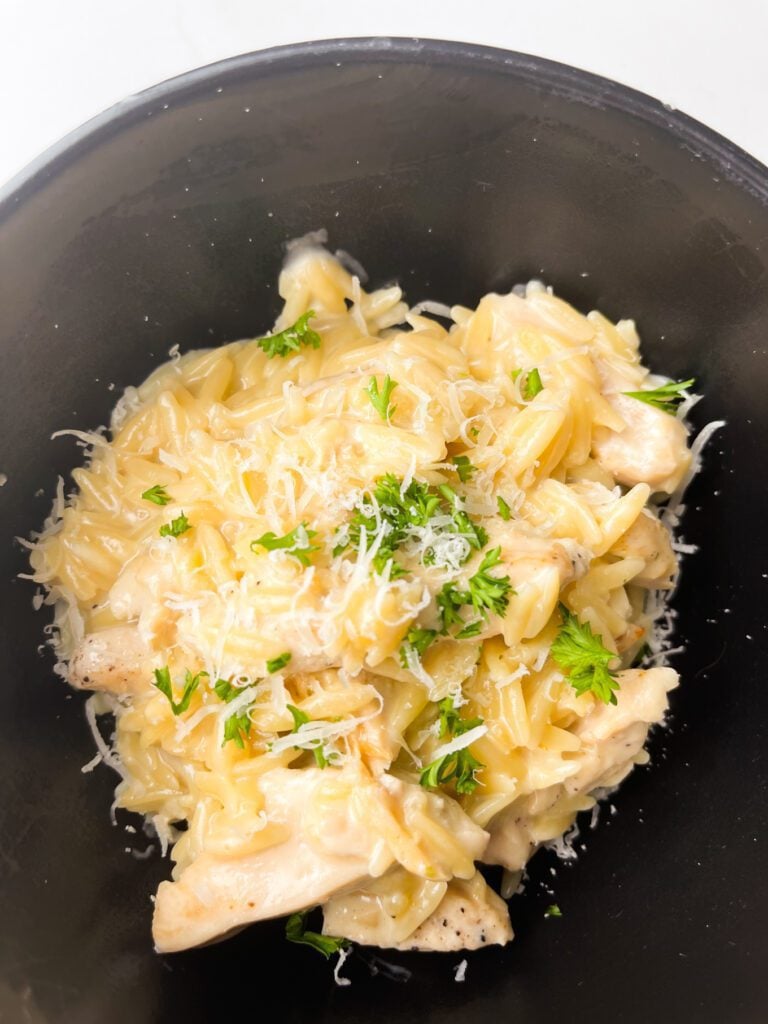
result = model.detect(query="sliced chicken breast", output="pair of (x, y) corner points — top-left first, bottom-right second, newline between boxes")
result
(394, 873), (513, 951)
(69, 625), (159, 695)
(592, 393), (691, 494)
(485, 667), (678, 871)
(153, 767), (394, 953)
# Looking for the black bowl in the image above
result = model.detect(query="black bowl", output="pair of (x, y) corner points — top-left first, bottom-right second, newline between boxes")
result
(1, 38), (767, 1024)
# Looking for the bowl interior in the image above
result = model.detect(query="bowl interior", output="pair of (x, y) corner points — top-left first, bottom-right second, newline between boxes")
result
(1, 39), (767, 1024)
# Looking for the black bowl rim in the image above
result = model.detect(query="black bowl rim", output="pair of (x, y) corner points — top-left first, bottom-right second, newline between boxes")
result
(1, 36), (768, 220)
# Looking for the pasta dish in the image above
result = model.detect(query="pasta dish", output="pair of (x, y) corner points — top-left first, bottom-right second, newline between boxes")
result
(27, 237), (701, 958)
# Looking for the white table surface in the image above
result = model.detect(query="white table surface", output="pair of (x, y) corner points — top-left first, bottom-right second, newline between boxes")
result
(1, 0), (766, 189)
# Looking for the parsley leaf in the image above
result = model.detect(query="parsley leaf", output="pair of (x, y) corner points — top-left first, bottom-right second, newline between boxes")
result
(497, 495), (512, 521)
(365, 374), (398, 421)
(223, 707), (252, 748)
(438, 484), (488, 550)
(550, 603), (620, 704)
(522, 367), (543, 400)
(437, 581), (470, 632)
(452, 455), (476, 482)
(267, 652), (292, 673)
(153, 667), (206, 715)
(336, 473), (489, 577)
(256, 311), (321, 359)
(622, 378), (694, 415)
(251, 522), (320, 567)
(456, 619), (483, 639)
(467, 546), (513, 619)
(436, 696), (461, 738)
(420, 697), (485, 795)
(159, 512), (191, 538)
(213, 677), (254, 747)
(287, 704), (332, 768)
(141, 484), (172, 506)
(399, 627), (438, 668)
(285, 912), (350, 959)
(213, 677), (240, 702)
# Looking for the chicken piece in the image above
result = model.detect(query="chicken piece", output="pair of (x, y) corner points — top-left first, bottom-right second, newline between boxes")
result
(68, 625), (159, 696)
(611, 509), (677, 588)
(498, 530), (590, 587)
(484, 667), (678, 871)
(322, 868), (448, 947)
(394, 873), (513, 951)
(153, 767), (395, 953)
(592, 393), (691, 494)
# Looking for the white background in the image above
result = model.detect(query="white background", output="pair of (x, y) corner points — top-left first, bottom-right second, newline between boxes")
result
(1, 0), (766, 188)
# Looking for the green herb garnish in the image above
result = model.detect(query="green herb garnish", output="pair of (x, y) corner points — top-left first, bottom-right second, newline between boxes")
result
(467, 547), (512, 619)
(267, 652), (292, 673)
(213, 677), (253, 747)
(153, 667), (206, 715)
(419, 697), (485, 795)
(223, 707), (252, 748)
(213, 677), (240, 702)
(622, 378), (694, 415)
(550, 603), (620, 704)
(159, 512), (191, 538)
(365, 374), (398, 421)
(545, 904), (562, 918)
(497, 495), (512, 521)
(522, 367), (543, 400)
(437, 582), (469, 633)
(285, 912), (350, 958)
(399, 627), (438, 668)
(287, 704), (331, 768)
(251, 522), (320, 567)
(256, 310), (321, 359)
(456, 620), (483, 639)
(438, 484), (488, 551)
(335, 473), (491, 578)
(142, 484), (172, 506)
(452, 455), (476, 482)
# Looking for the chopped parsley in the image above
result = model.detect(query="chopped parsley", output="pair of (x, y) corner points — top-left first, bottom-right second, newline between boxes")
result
(159, 512), (191, 538)
(467, 547), (513, 618)
(452, 455), (476, 482)
(419, 697), (485, 795)
(435, 549), (512, 634)
(522, 367), (543, 400)
(266, 651), (292, 673)
(437, 582), (469, 632)
(545, 904), (562, 918)
(622, 378), (694, 415)
(365, 374), (398, 421)
(251, 522), (320, 567)
(550, 603), (620, 704)
(213, 677), (241, 702)
(455, 619), (483, 639)
(399, 627), (438, 668)
(287, 704), (332, 768)
(213, 677), (254, 748)
(497, 495), (512, 521)
(223, 708), (252, 748)
(438, 484), (488, 551)
(153, 667), (206, 715)
(336, 474), (470, 574)
(141, 484), (172, 506)
(256, 310), (321, 359)
(285, 912), (350, 958)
